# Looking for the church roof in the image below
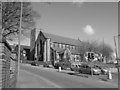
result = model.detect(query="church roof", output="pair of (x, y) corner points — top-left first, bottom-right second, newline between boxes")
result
(42, 32), (81, 46)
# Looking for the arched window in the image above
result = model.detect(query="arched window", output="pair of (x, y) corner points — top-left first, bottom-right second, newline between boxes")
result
(59, 43), (62, 48)
(66, 45), (69, 48)
(63, 44), (65, 49)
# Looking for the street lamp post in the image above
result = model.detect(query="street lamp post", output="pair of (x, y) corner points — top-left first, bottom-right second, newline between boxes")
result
(113, 35), (120, 72)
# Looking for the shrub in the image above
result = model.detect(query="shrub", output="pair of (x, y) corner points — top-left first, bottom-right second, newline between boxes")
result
(54, 62), (63, 69)
(62, 61), (71, 69)
(54, 61), (71, 70)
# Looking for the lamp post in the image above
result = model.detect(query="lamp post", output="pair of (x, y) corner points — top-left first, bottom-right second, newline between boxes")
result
(113, 34), (120, 72)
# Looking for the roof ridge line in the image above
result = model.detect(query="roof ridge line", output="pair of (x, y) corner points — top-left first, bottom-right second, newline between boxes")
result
(42, 31), (79, 41)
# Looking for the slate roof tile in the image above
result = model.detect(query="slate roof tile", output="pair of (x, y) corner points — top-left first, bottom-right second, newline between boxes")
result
(43, 32), (81, 46)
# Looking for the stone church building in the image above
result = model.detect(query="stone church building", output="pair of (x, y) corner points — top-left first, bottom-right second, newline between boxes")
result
(30, 29), (82, 65)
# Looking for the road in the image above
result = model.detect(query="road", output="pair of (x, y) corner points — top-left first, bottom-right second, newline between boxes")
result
(17, 64), (118, 88)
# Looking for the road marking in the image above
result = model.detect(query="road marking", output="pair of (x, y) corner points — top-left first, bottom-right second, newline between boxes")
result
(20, 69), (62, 88)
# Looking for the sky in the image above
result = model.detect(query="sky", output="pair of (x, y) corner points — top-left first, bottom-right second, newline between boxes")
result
(32, 2), (118, 50)
(9, 1), (118, 52)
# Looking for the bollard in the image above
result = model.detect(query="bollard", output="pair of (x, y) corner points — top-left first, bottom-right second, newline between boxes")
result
(108, 70), (112, 80)
(58, 67), (61, 72)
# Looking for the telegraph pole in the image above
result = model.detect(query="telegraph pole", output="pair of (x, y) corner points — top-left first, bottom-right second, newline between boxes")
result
(113, 36), (119, 72)
(103, 38), (105, 63)
(17, 0), (23, 80)
(114, 36), (118, 58)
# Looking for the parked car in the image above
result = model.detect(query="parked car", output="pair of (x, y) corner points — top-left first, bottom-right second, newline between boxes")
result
(79, 64), (101, 75)
(70, 64), (81, 72)
(31, 61), (39, 66)
(94, 65), (108, 75)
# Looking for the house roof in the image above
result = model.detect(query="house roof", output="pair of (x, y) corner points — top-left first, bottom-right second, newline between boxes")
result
(20, 45), (30, 49)
(15, 45), (30, 51)
(42, 32), (81, 46)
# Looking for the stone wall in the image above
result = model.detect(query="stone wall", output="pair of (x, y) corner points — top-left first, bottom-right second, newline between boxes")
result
(0, 38), (18, 89)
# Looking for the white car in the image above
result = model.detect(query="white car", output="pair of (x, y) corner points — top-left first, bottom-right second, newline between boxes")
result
(92, 67), (101, 75)
(94, 65), (108, 75)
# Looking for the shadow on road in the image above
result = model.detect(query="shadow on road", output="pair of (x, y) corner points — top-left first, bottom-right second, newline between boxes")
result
(57, 70), (113, 81)
(99, 78), (108, 81)
(59, 71), (89, 78)
(59, 70), (118, 84)
(68, 72), (89, 78)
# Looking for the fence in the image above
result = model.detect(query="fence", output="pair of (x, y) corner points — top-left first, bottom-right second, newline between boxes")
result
(0, 38), (18, 89)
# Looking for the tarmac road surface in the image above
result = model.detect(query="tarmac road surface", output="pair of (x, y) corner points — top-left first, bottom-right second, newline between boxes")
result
(16, 64), (118, 88)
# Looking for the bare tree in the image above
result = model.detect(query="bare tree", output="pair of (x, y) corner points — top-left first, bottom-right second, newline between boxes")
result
(0, 2), (2, 36)
(98, 43), (113, 60)
(2, 2), (40, 40)
(78, 40), (113, 62)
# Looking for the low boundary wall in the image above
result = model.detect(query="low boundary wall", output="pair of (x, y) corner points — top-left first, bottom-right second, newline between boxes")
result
(0, 38), (18, 89)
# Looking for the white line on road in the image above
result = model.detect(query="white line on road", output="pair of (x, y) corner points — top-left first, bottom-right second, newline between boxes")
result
(20, 69), (62, 88)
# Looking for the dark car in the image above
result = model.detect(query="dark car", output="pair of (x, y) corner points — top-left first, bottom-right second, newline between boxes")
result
(31, 61), (39, 66)
(79, 64), (101, 75)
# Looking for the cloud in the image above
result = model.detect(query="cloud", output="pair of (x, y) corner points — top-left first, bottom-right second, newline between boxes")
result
(73, 0), (86, 3)
(72, 0), (87, 7)
(83, 25), (95, 35)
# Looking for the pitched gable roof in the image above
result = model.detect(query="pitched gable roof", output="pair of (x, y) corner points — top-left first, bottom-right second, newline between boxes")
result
(42, 32), (81, 46)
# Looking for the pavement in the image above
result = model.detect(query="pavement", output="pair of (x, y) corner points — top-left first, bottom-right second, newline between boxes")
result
(16, 63), (118, 88)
